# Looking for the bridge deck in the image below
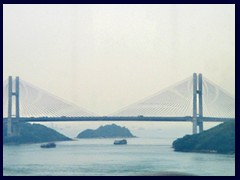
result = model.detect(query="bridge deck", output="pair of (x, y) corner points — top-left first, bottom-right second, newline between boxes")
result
(3, 116), (235, 122)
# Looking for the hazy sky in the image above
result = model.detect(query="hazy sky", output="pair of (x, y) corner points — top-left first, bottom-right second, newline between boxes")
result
(3, 4), (235, 115)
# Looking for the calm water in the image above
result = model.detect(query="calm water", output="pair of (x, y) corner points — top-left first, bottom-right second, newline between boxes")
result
(3, 138), (235, 176)
(3, 122), (235, 176)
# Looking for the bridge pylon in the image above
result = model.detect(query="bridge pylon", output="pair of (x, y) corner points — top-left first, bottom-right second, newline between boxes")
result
(7, 76), (20, 137)
(192, 73), (203, 134)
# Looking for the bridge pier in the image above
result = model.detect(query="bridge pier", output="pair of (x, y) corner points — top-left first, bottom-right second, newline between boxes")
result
(198, 73), (203, 133)
(7, 76), (20, 137)
(192, 73), (204, 134)
(192, 73), (198, 134)
(7, 76), (13, 137)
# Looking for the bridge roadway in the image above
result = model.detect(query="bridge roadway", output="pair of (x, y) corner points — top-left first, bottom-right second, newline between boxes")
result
(3, 116), (235, 122)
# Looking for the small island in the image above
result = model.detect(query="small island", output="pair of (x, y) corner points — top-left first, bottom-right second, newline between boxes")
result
(172, 121), (235, 154)
(3, 121), (72, 145)
(77, 124), (135, 138)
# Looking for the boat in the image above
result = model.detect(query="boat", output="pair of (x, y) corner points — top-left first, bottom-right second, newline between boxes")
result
(40, 142), (56, 148)
(113, 139), (127, 145)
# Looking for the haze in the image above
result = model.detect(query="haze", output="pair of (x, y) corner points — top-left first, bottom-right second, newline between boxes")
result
(3, 4), (235, 115)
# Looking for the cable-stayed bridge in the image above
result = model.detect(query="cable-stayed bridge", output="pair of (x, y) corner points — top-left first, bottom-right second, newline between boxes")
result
(111, 76), (234, 118)
(3, 73), (235, 137)
(3, 78), (94, 117)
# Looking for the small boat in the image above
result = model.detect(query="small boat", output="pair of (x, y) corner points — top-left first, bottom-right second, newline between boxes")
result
(40, 142), (56, 148)
(114, 139), (127, 145)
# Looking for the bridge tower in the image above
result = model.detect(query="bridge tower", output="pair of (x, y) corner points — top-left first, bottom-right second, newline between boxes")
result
(7, 76), (20, 137)
(192, 73), (203, 134)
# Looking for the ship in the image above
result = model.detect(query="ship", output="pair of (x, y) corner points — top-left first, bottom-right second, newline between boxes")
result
(40, 142), (56, 148)
(113, 139), (127, 145)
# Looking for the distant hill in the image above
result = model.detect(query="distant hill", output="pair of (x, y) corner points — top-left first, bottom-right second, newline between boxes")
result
(3, 121), (72, 144)
(77, 124), (135, 138)
(172, 121), (235, 154)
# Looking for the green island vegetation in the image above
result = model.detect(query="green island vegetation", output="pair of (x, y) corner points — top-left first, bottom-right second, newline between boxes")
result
(172, 121), (235, 154)
(77, 124), (135, 138)
(3, 121), (72, 144)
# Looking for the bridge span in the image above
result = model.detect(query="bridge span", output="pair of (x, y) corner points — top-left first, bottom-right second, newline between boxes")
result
(4, 73), (235, 137)
(3, 116), (234, 122)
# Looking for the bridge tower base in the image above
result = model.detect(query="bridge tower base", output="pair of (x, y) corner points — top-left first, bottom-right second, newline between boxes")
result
(7, 76), (20, 137)
(198, 73), (203, 133)
(192, 73), (198, 134)
(192, 73), (204, 134)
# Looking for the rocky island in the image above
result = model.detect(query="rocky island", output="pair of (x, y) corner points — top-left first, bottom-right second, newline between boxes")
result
(3, 121), (72, 144)
(172, 121), (235, 154)
(77, 124), (135, 138)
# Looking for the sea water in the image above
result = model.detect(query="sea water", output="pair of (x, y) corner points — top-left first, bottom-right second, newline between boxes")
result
(3, 122), (235, 176)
